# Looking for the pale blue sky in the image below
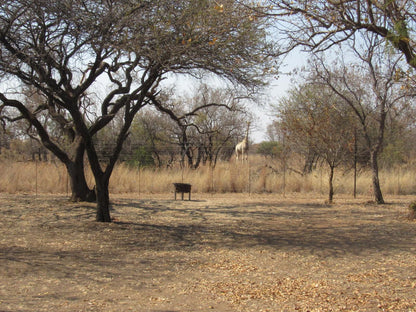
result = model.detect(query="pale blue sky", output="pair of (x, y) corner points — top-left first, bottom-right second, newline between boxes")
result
(251, 50), (308, 143)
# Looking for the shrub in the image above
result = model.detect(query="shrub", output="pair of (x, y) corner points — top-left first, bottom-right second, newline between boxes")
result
(408, 202), (416, 221)
(126, 146), (155, 168)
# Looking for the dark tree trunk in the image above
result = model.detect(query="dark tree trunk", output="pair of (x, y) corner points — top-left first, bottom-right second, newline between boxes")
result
(95, 176), (111, 222)
(328, 165), (334, 204)
(67, 161), (95, 202)
(66, 140), (96, 202)
(186, 149), (194, 168)
(303, 149), (317, 174)
(370, 150), (385, 204)
(194, 145), (203, 169)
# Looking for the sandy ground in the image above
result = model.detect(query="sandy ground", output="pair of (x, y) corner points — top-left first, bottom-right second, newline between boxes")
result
(0, 192), (415, 312)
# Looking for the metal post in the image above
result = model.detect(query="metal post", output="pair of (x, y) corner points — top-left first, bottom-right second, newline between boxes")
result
(35, 154), (38, 197)
(282, 133), (286, 197)
(353, 128), (357, 199)
(66, 164), (69, 196)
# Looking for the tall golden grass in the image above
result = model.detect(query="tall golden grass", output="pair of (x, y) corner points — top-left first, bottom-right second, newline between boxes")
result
(1, 156), (416, 196)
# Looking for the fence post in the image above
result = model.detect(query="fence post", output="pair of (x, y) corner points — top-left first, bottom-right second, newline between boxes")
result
(35, 155), (38, 197)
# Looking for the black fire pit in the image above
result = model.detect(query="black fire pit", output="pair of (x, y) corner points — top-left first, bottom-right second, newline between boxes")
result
(173, 183), (192, 200)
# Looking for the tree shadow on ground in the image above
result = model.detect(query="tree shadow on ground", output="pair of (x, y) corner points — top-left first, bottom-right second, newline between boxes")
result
(1, 194), (415, 278)
(111, 219), (414, 258)
(108, 198), (415, 258)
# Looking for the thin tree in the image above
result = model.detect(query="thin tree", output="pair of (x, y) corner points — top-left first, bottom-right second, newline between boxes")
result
(278, 84), (354, 203)
(309, 35), (413, 203)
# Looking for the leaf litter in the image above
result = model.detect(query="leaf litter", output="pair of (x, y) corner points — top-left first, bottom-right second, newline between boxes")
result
(0, 193), (415, 311)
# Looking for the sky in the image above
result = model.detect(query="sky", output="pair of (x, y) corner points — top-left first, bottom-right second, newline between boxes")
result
(249, 51), (308, 143)
(250, 74), (290, 143)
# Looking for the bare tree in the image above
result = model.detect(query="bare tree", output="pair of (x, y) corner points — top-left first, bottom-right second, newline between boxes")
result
(148, 85), (248, 169)
(278, 83), (355, 202)
(0, 0), (276, 221)
(184, 85), (249, 167)
(274, 93), (320, 176)
(309, 35), (414, 203)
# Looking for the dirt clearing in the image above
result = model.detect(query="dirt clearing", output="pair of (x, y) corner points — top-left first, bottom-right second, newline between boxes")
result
(1, 193), (415, 311)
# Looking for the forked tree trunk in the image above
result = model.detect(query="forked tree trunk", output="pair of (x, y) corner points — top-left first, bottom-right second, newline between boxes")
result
(370, 150), (385, 204)
(83, 148), (112, 222)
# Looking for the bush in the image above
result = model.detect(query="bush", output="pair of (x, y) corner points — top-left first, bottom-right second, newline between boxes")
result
(257, 141), (282, 159)
(126, 146), (155, 168)
(408, 202), (416, 221)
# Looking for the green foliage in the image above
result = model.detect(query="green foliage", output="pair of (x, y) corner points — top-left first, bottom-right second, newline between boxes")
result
(408, 201), (416, 220)
(257, 141), (282, 158)
(380, 141), (406, 168)
(126, 146), (155, 168)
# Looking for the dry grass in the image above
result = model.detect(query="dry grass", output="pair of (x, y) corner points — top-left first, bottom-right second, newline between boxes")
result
(0, 161), (69, 193)
(1, 157), (416, 197)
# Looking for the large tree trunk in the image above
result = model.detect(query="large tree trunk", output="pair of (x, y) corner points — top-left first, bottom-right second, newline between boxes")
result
(66, 139), (96, 202)
(84, 139), (113, 222)
(67, 160), (95, 202)
(95, 176), (111, 222)
(370, 150), (385, 204)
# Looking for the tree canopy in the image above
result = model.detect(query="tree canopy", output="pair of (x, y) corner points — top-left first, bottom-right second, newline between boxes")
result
(267, 0), (416, 68)
(0, 0), (277, 221)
